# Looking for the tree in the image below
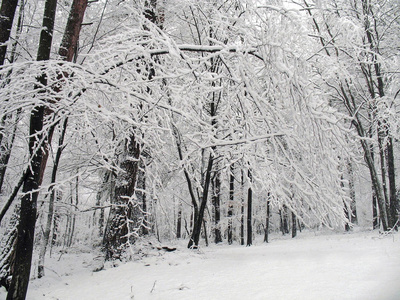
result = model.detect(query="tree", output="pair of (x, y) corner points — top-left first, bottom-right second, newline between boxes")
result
(6, 0), (58, 295)
(0, 6), (384, 298)
(298, 0), (399, 231)
(37, 0), (88, 277)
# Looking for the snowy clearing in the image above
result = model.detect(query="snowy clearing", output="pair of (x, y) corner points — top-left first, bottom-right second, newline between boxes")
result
(2, 230), (400, 300)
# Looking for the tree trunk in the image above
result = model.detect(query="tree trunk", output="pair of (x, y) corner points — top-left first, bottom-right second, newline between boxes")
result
(6, 107), (44, 300)
(227, 164), (234, 245)
(280, 205), (289, 235)
(240, 170), (244, 246)
(103, 136), (141, 260)
(176, 201), (182, 239)
(67, 175), (79, 247)
(37, 117), (68, 278)
(347, 161), (358, 224)
(137, 162), (148, 235)
(6, 0), (57, 295)
(202, 219), (208, 247)
(50, 192), (61, 255)
(0, 210), (18, 290)
(0, 110), (20, 193)
(377, 134), (390, 219)
(212, 171), (222, 244)
(360, 137), (388, 230)
(264, 199), (270, 243)
(246, 169), (252, 246)
(291, 212), (297, 238)
(187, 153), (213, 248)
(0, 0), (18, 65)
(58, 0), (87, 62)
(387, 139), (398, 229)
(372, 194), (379, 229)
(344, 206), (350, 232)
(0, 0), (25, 195)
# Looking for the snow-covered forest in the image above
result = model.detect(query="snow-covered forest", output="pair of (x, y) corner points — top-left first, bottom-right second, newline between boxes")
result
(0, 0), (399, 299)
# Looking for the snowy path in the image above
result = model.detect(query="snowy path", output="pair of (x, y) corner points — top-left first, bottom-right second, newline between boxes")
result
(2, 231), (400, 300)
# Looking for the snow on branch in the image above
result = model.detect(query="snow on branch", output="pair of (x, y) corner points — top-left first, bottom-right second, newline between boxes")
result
(200, 132), (285, 149)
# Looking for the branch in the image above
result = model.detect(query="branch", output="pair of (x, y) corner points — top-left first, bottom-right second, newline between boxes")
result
(102, 44), (264, 75)
(0, 168), (29, 225)
(200, 132), (285, 149)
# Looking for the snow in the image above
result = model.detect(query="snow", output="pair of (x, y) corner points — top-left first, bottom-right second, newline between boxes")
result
(1, 230), (400, 300)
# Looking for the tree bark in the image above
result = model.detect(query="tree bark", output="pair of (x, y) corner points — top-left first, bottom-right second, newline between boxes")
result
(6, 107), (44, 300)
(58, 0), (87, 62)
(264, 199), (270, 243)
(6, 0), (57, 296)
(0, 0), (18, 65)
(246, 169), (252, 246)
(227, 164), (234, 245)
(136, 160), (149, 235)
(0, 210), (18, 290)
(176, 201), (182, 239)
(37, 117), (68, 278)
(103, 136), (141, 260)
(291, 212), (297, 238)
(212, 171), (222, 244)
(281, 205), (289, 235)
(240, 170), (244, 246)
(387, 139), (398, 229)
(347, 161), (358, 224)
(187, 153), (213, 248)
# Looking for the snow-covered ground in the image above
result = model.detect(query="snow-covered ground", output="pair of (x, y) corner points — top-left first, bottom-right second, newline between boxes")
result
(1, 230), (399, 300)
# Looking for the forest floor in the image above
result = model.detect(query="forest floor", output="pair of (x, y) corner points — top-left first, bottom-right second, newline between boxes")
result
(1, 229), (399, 300)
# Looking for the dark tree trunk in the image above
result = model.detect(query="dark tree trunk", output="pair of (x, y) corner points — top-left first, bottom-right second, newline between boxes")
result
(0, 210), (18, 290)
(387, 139), (398, 229)
(291, 212), (297, 238)
(176, 201), (182, 239)
(94, 172), (110, 238)
(0, 110), (20, 194)
(227, 164), (234, 245)
(103, 136), (140, 260)
(0, 1), (25, 229)
(202, 219), (208, 247)
(344, 200), (351, 232)
(50, 191), (61, 255)
(347, 161), (358, 224)
(0, 0), (18, 65)
(187, 154), (213, 248)
(246, 169), (252, 246)
(137, 161), (148, 235)
(6, 0), (57, 295)
(58, 0), (87, 62)
(355, 123), (388, 231)
(6, 106), (44, 300)
(67, 175), (79, 247)
(264, 199), (270, 243)
(372, 194), (379, 229)
(280, 205), (289, 235)
(240, 170), (244, 246)
(212, 171), (222, 244)
(38, 117), (68, 278)
(377, 134), (390, 220)
(0, 0), (24, 197)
